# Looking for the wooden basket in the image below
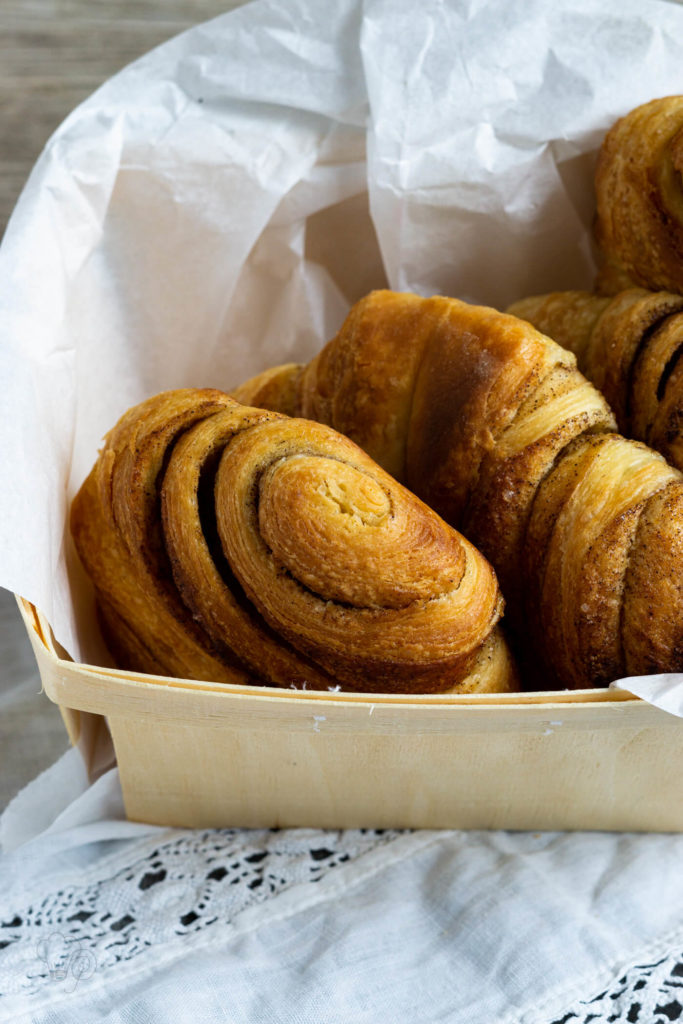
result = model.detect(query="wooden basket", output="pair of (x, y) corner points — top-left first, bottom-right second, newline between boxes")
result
(18, 598), (683, 831)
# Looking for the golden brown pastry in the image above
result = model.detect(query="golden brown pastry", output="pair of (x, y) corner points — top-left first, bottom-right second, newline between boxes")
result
(71, 389), (248, 684)
(237, 289), (683, 688)
(508, 288), (683, 472)
(71, 388), (516, 694)
(237, 292), (614, 602)
(594, 96), (683, 295)
(232, 363), (303, 417)
(525, 433), (683, 688)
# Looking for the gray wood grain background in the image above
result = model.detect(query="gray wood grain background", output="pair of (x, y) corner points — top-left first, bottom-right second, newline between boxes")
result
(0, 1), (240, 239)
(0, 0), (240, 810)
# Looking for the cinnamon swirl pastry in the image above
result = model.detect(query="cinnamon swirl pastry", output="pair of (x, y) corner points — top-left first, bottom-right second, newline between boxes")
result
(71, 388), (515, 694)
(594, 95), (683, 295)
(236, 289), (683, 688)
(508, 288), (683, 473)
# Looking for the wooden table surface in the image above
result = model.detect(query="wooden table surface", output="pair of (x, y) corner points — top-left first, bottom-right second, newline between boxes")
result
(0, 0), (239, 240)
(0, 0), (239, 809)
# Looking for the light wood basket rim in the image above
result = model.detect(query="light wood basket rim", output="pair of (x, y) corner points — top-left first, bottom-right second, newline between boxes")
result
(17, 596), (642, 711)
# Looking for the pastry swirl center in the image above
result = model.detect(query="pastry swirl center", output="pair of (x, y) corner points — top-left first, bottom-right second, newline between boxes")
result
(258, 454), (464, 608)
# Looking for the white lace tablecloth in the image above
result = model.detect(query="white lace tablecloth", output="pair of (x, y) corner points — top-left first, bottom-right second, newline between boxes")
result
(2, 748), (683, 1024)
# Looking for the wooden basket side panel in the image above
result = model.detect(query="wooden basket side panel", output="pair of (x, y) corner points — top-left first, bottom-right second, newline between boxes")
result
(17, 597), (114, 776)
(108, 713), (683, 832)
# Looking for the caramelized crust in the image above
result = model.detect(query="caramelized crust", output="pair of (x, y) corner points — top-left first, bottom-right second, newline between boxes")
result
(299, 291), (439, 481)
(213, 415), (505, 692)
(70, 389), (250, 683)
(525, 434), (679, 687)
(508, 292), (610, 376)
(509, 288), (683, 472)
(160, 404), (335, 691)
(623, 481), (683, 673)
(231, 363), (303, 417)
(72, 387), (514, 694)
(594, 96), (683, 294)
(238, 289), (683, 688)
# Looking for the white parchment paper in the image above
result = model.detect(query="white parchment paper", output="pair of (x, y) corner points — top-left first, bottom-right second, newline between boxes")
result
(2, 0), (683, 707)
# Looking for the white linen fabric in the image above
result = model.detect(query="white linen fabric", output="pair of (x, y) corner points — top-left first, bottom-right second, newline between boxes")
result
(2, 756), (683, 1024)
